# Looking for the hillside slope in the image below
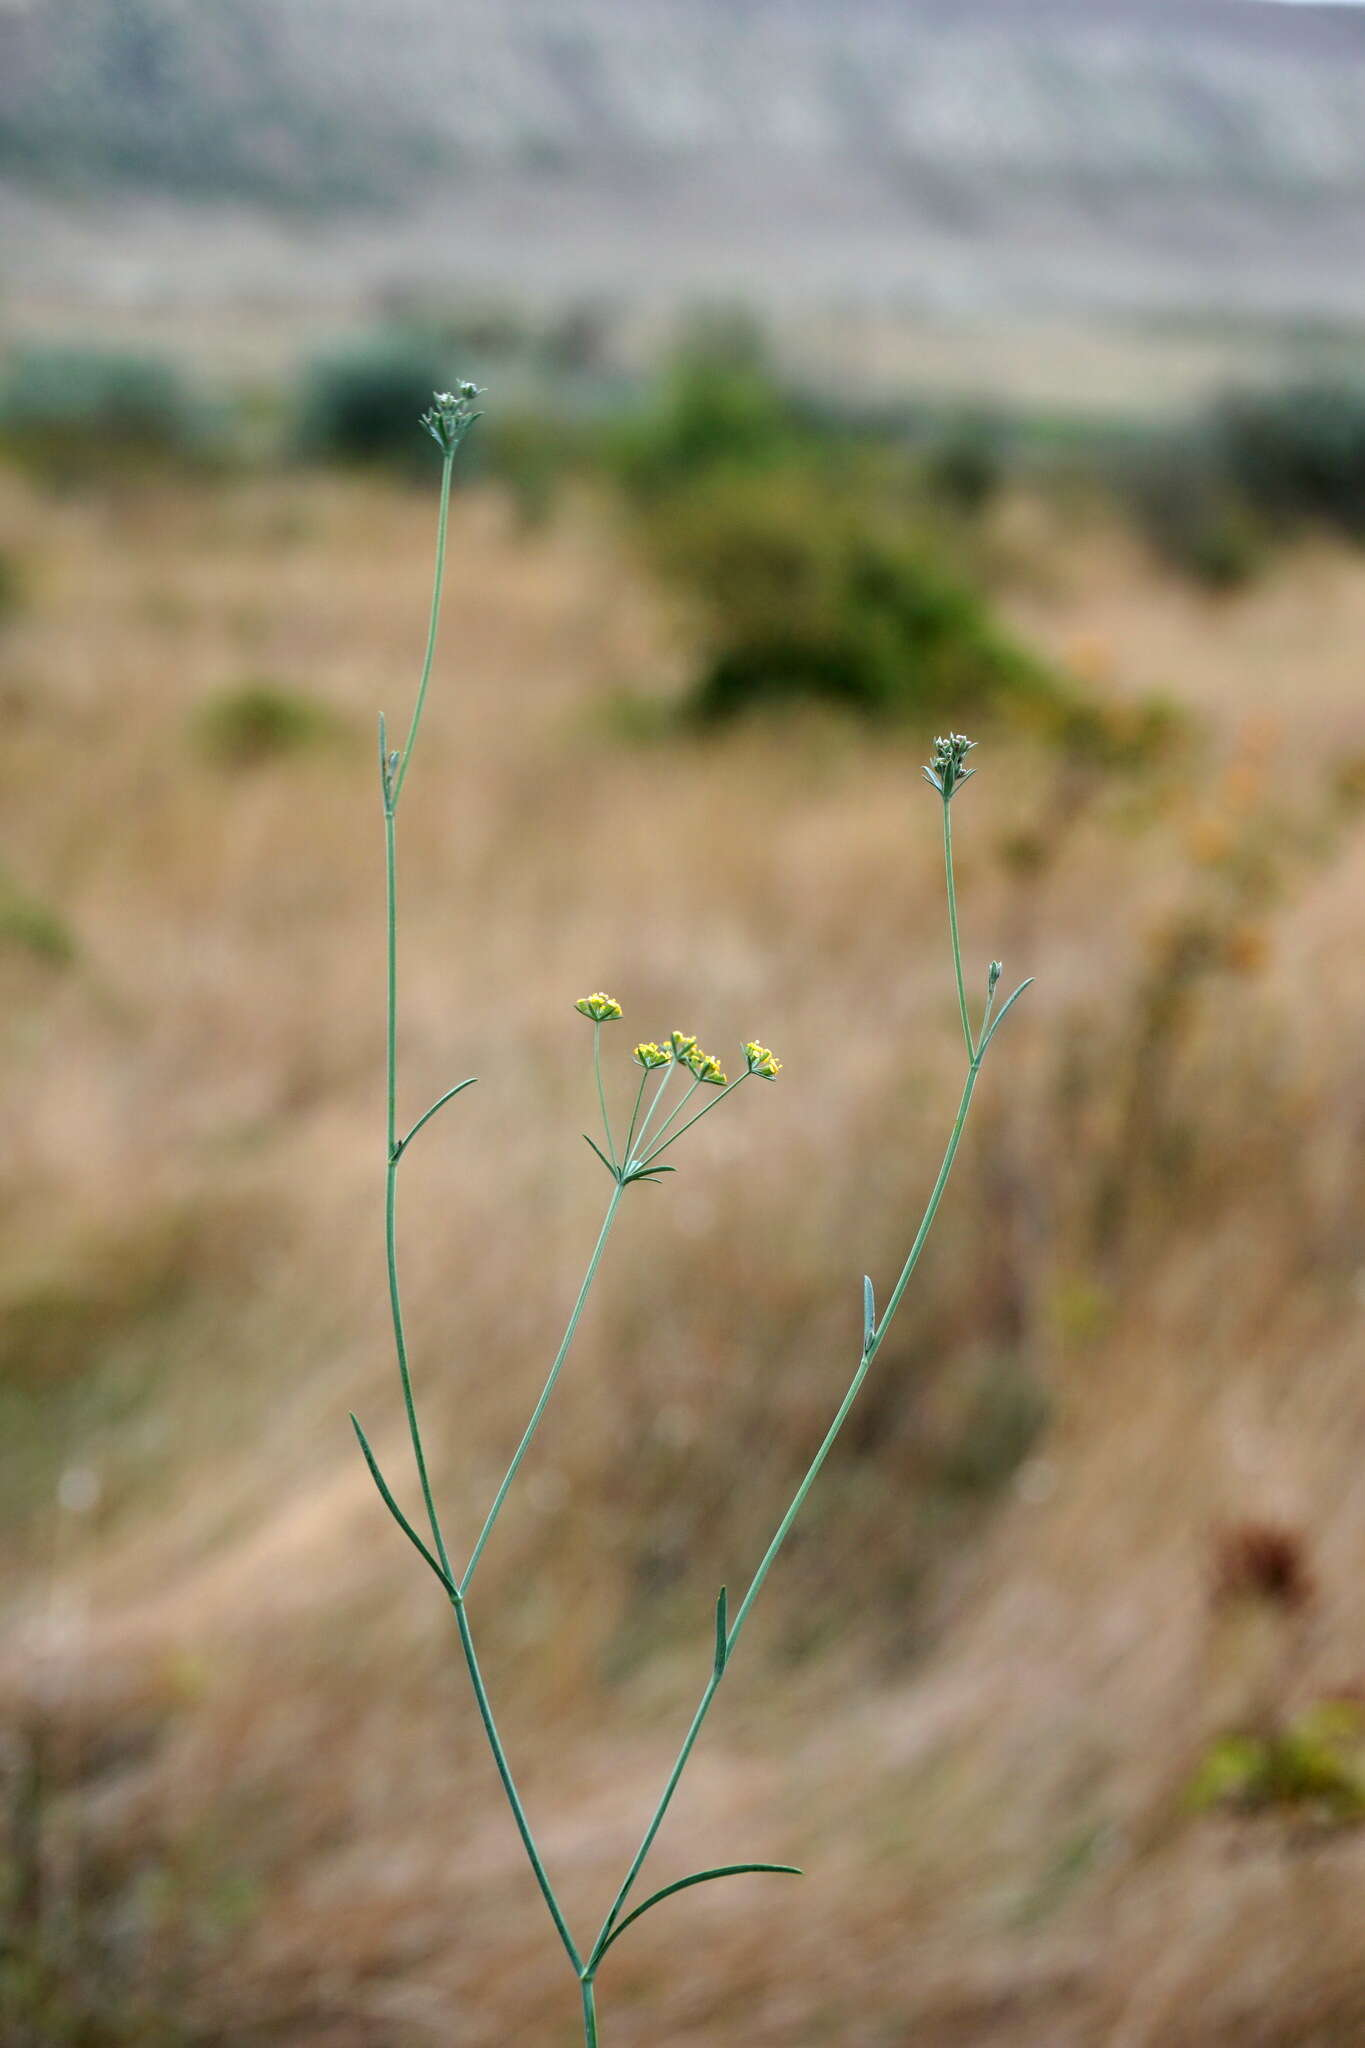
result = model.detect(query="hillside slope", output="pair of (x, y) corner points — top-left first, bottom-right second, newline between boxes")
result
(5, 0), (1365, 320)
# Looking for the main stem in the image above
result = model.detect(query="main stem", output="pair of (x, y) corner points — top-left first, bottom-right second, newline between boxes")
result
(385, 809), (454, 1584)
(391, 450), (453, 809)
(580, 1978), (600, 2046)
(944, 799), (974, 1061)
(379, 446), (582, 1983)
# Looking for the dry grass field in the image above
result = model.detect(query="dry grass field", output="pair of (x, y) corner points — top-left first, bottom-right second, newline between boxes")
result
(3, 458), (1365, 2044)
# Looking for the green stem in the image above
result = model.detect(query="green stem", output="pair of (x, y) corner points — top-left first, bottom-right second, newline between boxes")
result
(391, 450), (453, 811)
(631, 1064), (678, 1157)
(451, 1591), (581, 1972)
(593, 1021), (618, 1171)
(632, 1068), (693, 1161)
(621, 1069), (649, 1165)
(638, 1073), (748, 1168)
(590, 1674), (720, 1967)
(867, 1058), (979, 1356)
(384, 811), (455, 1584)
(581, 1977), (600, 2046)
(461, 1183), (626, 1593)
(376, 446), (581, 1980)
(943, 800), (975, 1061)
(591, 1055), (982, 1965)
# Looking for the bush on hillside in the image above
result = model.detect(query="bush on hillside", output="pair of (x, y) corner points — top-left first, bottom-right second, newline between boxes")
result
(1215, 379), (1365, 540)
(0, 346), (205, 471)
(292, 335), (451, 469)
(649, 468), (1068, 727)
(611, 316), (810, 500)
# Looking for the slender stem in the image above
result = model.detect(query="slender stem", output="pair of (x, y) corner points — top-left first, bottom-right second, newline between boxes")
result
(461, 1183), (626, 1593)
(591, 1673), (722, 1967)
(869, 1060), (979, 1352)
(592, 1053), (984, 1965)
(630, 1064), (677, 1159)
(376, 447), (582, 1981)
(621, 1069), (648, 1167)
(451, 1592), (581, 1972)
(391, 450), (453, 811)
(633, 1068), (694, 1160)
(581, 1977), (600, 2046)
(638, 1073), (748, 1168)
(384, 812), (455, 1584)
(593, 1021), (618, 1171)
(943, 800), (975, 1061)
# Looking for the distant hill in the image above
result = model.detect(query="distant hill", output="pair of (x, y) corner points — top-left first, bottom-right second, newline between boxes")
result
(5, 0), (1365, 324)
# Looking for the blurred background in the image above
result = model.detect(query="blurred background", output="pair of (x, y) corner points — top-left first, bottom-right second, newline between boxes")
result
(3, 1), (1365, 2041)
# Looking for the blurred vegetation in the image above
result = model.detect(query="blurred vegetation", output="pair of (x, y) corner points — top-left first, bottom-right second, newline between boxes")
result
(1190, 1704), (1365, 1823)
(192, 679), (346, 768)
(1130, 377), (1365, 583)
(0, 346), (210, 478)
(0, 548), (23, 624)
(292, 333), (450, 471)
(648, 465), (1063, 726)
(0, 869), (75, 967)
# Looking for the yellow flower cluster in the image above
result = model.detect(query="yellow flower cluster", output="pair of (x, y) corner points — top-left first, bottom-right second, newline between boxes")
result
(574, 1003), (778, 1091)
(744, 1042), (782, 1080)
(575, 992), (623, 1022)
(684, 1047), (728, 1086)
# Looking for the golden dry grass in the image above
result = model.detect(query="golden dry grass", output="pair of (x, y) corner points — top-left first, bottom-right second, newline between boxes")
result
(2, 462), (1364, 2045)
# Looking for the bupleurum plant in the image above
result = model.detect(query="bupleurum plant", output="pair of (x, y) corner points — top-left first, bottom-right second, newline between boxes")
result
(351, 388), (1033, 2046)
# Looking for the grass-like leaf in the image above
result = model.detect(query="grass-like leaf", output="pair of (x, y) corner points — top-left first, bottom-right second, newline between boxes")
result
(351, 1414), (459, 1602)
(596, 1863), (802, 1961)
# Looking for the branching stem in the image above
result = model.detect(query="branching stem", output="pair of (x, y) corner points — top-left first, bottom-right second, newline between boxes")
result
(359, 408), (1035, 2048)
(462, 1183), (625, 1594)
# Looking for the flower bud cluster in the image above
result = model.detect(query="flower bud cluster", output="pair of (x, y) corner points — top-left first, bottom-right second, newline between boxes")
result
(922, 732), (977, 801)
(421, 382), (484, 455)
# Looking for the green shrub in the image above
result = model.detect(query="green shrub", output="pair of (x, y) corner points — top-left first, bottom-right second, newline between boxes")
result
(193, 681), (343, 767)
(0, 549), (23, 623)
(293, 335), (451, 468)
(0, 345), (204, 470)
(1129, 441), (1265, 589)
(479, 407), (587, 529)
(1190, 1703), (1365, 1823)
(1217, 380), (1365, 540)
(612, 318), (809, 500)
(0, 871), (76, 966)
(648, 468), (1067, 727)
(921, 411), (1008, 517)
(1133, 379), (1365, 578)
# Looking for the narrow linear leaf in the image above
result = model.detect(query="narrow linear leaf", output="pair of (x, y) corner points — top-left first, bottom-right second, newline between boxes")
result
(582, 1133), (620, 1179)
(714, 1586), (728, 1676)
(980, 977), (1035, 1054)
(351, 1415), (458, 1602)
(401, 1075), (478, 1151)
(598, 1863), (802, 1960)
(863, 1274), (876, 1352)
(378, 711), (392, 801)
